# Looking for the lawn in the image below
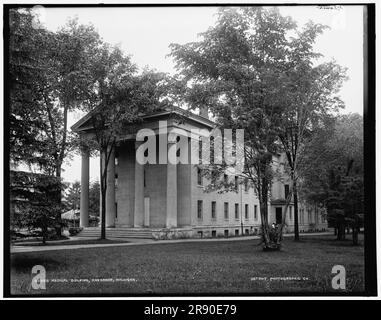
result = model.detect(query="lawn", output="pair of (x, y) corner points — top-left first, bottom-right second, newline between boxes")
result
(12, 239), (128, 247)
(10, 235), (365, 295)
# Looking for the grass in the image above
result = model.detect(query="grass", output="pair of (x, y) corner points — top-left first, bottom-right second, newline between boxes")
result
(12, 239), (128, 247)
(10, 234), (365, 295)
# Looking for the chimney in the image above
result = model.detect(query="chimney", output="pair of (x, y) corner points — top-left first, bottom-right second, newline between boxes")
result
(199, 106), (209, 119)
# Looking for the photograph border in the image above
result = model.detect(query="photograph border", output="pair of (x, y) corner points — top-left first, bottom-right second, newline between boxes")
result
(2, 2), (377, 298)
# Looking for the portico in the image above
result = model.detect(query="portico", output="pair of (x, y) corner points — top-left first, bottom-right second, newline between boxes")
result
(72, 107), (214, 230)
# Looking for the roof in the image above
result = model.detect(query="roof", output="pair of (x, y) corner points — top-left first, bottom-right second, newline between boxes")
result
(71, 105), (216, 133)
(61, 209), (80, 220)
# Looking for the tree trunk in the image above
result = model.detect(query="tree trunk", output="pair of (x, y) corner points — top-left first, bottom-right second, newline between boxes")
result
(100, 191), (106, 240)
(259, 185), (281, 251)
(42, 225), (47, 244)
(55, 167), (62, 237)
(259, 197), (271, 249)
(337, 223), (345, 240)
(352, 226), (359, 246)
(100, 150), (107, 240)
(293, 181), (299, 241)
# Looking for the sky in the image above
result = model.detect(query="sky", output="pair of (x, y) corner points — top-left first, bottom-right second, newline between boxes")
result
(33, 5), (364, 183)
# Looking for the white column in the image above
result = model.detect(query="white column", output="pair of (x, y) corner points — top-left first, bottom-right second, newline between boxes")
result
(134, 141), (144, 227)
(99, 150), (105, 220)
(80, 149), (89, 227)
(106, 147), (116, 227)
(166, 134), (177, 228)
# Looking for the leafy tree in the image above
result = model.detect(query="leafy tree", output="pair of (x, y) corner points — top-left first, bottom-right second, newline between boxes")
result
(64, 181), (81, 210)
(89, 180), (100, 217)
(10, 171), (64, 244)
(300, 114), (363, 244)
(9, 9), (102, 236)
(9, 9), (53, 170)
(38, 18), (101, 179)
(78, 42), (170, 239)
(275, 23), (347, 241)
(169, 7), (318, 249)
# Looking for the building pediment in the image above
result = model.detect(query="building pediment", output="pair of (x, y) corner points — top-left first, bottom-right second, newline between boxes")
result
(71, 105), (216, 134)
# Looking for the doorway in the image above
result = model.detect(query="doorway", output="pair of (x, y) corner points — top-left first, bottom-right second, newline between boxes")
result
(276, 207), (282, 224)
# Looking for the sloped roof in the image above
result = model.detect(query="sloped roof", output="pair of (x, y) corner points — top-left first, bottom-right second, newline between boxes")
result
(71, 105), (216, 133)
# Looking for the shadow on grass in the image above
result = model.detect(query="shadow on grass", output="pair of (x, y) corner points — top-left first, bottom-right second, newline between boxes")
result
(13, 239), (128, 247)
(298, 236), (364, 247)
(11, 255), (65, 273)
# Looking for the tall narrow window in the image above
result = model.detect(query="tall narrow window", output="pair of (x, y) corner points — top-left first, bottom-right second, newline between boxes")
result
(211, 201), (216, 220)
(197, 200), (203, 220)
(285, 184), (290, 199)
(244, 178), (249, 192)
(224, 202), (229, 219)
(234, 176), (238, 191)
(197, 168), (203, 186)
(245, 204), (249, 219)
(254, 205), (258, 220)
(235, 203), (239, 219)
(198, 139), (202, 164)
(224, 174), (228, 185)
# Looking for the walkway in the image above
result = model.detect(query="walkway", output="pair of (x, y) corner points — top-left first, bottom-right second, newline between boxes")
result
(10, 232), (334, 254)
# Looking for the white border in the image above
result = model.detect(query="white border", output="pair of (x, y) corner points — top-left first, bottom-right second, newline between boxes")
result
(0, 0), (379, 300)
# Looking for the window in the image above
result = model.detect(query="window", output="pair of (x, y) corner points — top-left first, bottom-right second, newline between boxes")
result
(235, 203), (239, 219)
(175, 136), (181, 157)
(245, 229), (249, 235)
(198, 231), (203, 238)
(224, 230), (229, 237)
(289, 206), (292, 220)
(224, 202), (229, 219)
(276, 207), (282, 224)
(244, 179), (249, 192)
(254, 205), (258, 220)
(285, 184), (290, 198)
(235, 229), (239, 236)
(211, 201), (216, 220)
(300, 209), (304, 224)
(234, 176), (238, 191)
(198, 139), (202, 164)
(245, 204), (249, 219)
(224, 174), (228, 184)
(197, 168), (203, 186)
(197, 200), (203, 219)
(212, 230), (216, 238)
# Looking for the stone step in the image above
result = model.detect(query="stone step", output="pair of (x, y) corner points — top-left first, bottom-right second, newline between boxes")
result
(76, 228), (153, 239)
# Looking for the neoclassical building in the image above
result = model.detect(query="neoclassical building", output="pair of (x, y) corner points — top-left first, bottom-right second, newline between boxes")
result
(72, 106), (328, 239)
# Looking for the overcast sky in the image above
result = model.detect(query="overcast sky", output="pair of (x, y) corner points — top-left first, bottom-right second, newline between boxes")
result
(35, 5), (364, 183)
